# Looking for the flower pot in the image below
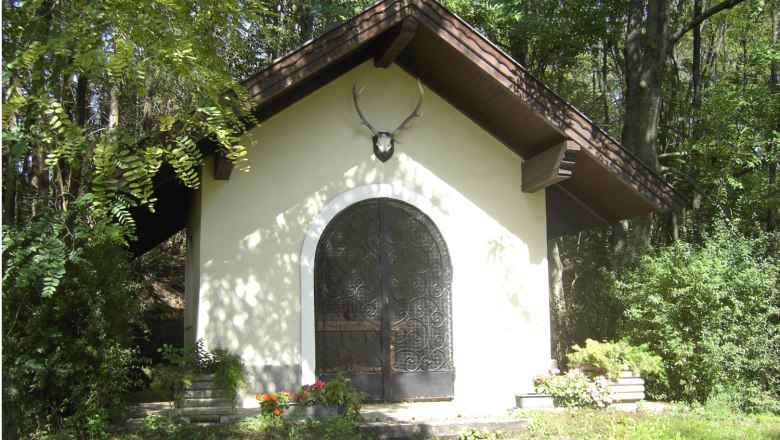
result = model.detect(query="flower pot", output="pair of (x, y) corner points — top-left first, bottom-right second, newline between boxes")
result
(515, 393), (554, 409)
(281, 403), (347, 420)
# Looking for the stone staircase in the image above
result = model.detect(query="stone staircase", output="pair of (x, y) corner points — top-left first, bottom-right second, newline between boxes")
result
(177, 374), (235, 425)
(125, 374), (236, 429)
(124, 402), (174, 430)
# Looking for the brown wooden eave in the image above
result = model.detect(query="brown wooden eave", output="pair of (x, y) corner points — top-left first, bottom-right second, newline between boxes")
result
(239, 0), (685, 213)
(130, 0), (686, 255)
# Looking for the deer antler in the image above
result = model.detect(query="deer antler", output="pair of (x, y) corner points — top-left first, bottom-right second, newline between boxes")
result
(352, 83), (378, 136)
(352, 80), (425, 162)
(391, 80), (424, 139)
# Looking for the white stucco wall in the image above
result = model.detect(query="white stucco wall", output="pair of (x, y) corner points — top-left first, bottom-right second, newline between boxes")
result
(188, 61), (552, 408)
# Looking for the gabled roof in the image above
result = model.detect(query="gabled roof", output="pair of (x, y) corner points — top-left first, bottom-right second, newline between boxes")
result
(130, 0), (686, 256)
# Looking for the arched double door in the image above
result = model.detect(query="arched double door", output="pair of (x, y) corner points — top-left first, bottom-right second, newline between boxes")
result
(314, 198), (454, 401)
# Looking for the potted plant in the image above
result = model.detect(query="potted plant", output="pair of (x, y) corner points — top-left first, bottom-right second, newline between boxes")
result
(533, 368), (613, 408)
(256, 372), (362, 420)
(566, 339), (663, 404)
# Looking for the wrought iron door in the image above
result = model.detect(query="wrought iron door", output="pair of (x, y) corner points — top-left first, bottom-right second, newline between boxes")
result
(315, 198), (454, 401)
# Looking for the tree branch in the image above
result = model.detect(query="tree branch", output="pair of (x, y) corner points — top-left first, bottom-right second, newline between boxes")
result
(671, 0), (748, 45)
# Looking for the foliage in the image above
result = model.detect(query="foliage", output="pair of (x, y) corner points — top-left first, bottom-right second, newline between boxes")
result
(2, 0), (259, 233)
(257, 391), (293, 417)
(533, 368), (614, 408)
(567, 339), (663, 381)
(110, 408), (780, 439)
(211, 346), (253, 409)
(617, 223), (780, 406)
(323, 416), (366, 440)
(292, 379), (326, 405)
(148, 340), (251, 408)
(117, 415), (371, 440)
(322, 372), (364, 416)
(524, 407), (780, 440)
(256, 373), (363, 419)
(1, 209), (143, 437)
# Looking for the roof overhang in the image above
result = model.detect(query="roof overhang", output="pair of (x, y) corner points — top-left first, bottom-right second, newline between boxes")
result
(129, 0), (686, 255)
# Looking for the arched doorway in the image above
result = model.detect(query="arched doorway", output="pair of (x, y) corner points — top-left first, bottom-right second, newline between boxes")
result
(314, 198), (454, 401)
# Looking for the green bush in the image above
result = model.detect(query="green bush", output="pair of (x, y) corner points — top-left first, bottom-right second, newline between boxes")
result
(2, 210), (143, 437)
(567, 339), (663, 380)
(617, 223), (780, 408)
(147, 340), (251, 408)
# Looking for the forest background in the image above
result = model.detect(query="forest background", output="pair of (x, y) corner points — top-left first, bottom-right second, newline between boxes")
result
(2, 0), (778, 437)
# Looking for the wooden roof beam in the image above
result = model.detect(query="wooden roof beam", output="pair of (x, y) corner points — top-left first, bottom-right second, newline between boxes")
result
(213, 151), (234, 180)
(374, 17), (418, 68)
(556, 180), (617, 226)
(522, 140), (579, 193)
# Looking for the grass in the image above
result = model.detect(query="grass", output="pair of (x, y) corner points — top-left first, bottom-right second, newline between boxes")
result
(518, 408), (780, 439)
(112, 405), (780, 439)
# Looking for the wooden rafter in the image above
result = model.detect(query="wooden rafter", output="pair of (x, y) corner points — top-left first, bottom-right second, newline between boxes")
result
(375, 17), (418, 68)
(522, 141), (579, 193)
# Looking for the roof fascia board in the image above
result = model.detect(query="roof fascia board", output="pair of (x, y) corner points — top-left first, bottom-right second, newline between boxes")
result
(242, 1), (413, 111)
(408, 0), (686, 212)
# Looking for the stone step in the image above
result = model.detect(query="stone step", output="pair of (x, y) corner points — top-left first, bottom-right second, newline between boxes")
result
(185, 381), (228, 391)
(612, 391), (646, 402)
(176, 406), (234, 416)
(359, 419), (531, 440)
(128, 408), (172, 419)
(126, 402), (173, 419)
(611, 377), (645, 386)
(125, 419), (146, 431)
(183, 398), (232, 407)
(183, 389), (230, 399)
(609, 384), (646, 394)
(619, 370), (642, 379)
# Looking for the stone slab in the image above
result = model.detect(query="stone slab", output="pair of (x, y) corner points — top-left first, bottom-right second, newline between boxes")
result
(359, 419), (531, 439)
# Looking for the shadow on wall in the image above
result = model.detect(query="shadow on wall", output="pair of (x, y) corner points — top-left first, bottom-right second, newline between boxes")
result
(195, 103), (547, 393)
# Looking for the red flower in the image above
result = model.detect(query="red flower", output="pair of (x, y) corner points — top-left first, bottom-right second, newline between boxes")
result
(274, 408), (281, 416)
(271, 394), (278, 401)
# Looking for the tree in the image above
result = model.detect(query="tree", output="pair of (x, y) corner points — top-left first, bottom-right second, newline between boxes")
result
(1, 0), (384, 435)
(2, 0), (260, 229)
(2, 0), (264, 435)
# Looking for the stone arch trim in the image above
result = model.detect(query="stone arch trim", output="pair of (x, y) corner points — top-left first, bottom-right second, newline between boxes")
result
(300, 184), (452, 383)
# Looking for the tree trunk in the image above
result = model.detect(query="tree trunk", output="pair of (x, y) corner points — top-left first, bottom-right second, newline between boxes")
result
(620, 0), (748, 249)
(548, 238), (567, 365)
(622, 0), (667, 172)
(769, 0), (778, 232)
(68, 75), (90, 202)
(691, 0), (703, 141)
(602, 39), (611, 127)
(3, 152), (18, 226)
(621, 0), (644, 158)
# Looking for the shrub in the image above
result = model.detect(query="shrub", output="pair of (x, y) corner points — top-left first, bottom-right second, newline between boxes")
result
(618, 224), (780, 407)
(567, 339), (663, 380)
(534, 369), (614, 408)
(2, 210), (143, 437)
(147, 340), (251, 408)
